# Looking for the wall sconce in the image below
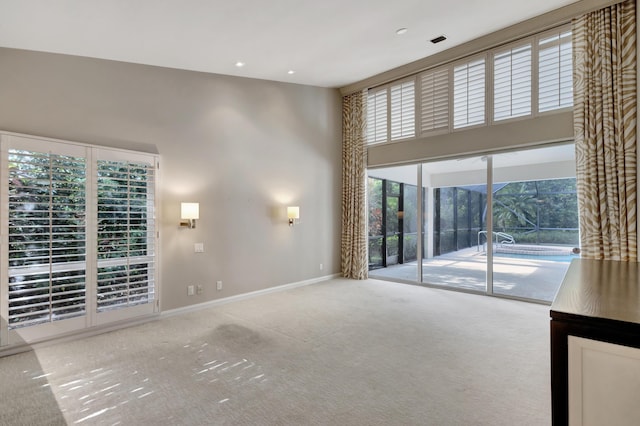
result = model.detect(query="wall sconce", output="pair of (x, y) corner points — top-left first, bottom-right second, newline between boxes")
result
(287, 206), (300, 226)
(180, 202), (199, 229)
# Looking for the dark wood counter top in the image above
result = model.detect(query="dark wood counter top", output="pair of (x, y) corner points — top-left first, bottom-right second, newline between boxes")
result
(550, 258), (640, 425)
(551, 258), (640, 327)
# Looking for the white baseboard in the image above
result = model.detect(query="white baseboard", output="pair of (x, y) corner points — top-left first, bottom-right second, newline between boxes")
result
(162, 273), (340, 318)
(0, 314), (159, 358)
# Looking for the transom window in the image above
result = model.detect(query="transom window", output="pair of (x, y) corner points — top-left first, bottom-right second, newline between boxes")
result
(494, 43), (532, 121)
(367, 79), (416, 144)
(453, 57), (486, 129)
(366, 24), (572, 145)
(390, 80), (416, 140)
(419, 67), (449, 134)
(538, 29), (573, 112)
(366, 88), (388, 144)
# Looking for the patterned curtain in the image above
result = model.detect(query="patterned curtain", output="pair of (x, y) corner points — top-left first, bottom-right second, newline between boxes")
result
(573, 0), (637, 261)
(341, 91), (368, 279)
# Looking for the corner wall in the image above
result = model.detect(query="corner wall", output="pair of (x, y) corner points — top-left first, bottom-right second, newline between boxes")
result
(0, 48), (343, 311)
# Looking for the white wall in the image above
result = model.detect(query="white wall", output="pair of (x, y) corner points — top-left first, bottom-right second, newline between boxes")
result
(368, 164), (418, 185)
(0, 48), (343, 311)
(368, 112), (574, 168)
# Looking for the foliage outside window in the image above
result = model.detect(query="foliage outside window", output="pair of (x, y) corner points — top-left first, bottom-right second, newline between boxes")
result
(493, 178), (578, 245)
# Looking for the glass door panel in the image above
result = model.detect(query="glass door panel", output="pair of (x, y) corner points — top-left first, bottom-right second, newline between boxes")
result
(385, 181), (401, 266)
(368, 165), (419, 282)
(367, 177), (384, 270)
(492, 145), (579, 301)
(421, 156), (488, 292)
(403, 184), (418, 263)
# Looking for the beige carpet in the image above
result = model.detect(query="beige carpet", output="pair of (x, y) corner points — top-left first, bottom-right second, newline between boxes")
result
(0, 278), (550, 425)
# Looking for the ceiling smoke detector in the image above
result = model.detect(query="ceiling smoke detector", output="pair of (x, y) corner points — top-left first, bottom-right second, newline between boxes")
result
(430, 35), (447, 44)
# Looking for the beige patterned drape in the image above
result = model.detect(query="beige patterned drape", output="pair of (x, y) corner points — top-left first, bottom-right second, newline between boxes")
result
(573, 0), (637, 261)
(341, 91), (368, 279)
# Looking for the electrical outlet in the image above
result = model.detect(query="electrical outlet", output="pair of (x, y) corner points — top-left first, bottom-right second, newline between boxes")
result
(196, 284), (203, 295)
(216, 280), (222, 291)
(194, 243), (204, 253)
(320, 263), (323, 271)
(187, 285), (195, 296)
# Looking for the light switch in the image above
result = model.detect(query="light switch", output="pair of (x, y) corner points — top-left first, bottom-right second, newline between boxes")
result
(194, 243), (204, 253)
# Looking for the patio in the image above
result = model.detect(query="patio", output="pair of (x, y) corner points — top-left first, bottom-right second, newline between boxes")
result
(369, 246), (575, 302)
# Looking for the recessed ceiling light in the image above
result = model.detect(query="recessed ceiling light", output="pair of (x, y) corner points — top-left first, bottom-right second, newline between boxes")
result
(430, 35), (447, 44)
(287, 70), (295, 75)
(396, 28), (408, 35)
(235, 61), (245, 68)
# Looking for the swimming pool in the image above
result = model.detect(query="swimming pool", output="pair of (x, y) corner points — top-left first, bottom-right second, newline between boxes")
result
(488, 244), (579, 263)
(494, 252), (578, 263)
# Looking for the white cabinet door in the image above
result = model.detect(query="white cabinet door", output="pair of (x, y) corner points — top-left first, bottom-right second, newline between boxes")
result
(568, 336), (640, 426)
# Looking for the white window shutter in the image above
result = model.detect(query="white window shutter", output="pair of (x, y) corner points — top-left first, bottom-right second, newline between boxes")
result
(494, 44), (532, 121)
(390, 80), (416, 140)
(454, 58), (486, 128)
(420, 68), (449, 133)
(367, 89), (388, 144)
(539, 30), (573, 112)
(7, 149), (87, 329)
(96, 158), (156, 312)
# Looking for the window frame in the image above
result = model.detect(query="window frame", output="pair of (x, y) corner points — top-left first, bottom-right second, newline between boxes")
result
(366, 86), (389, 145)
(94, 148), (158, 326)
(451, 53), (488, 132)
(491, 39), (534, 123)
(0, 132), (159, 346)
(366, 76), (417, 145)
(417, 65), (451, 138)
(389, 77), (417, 142)
(535, 25), (573, 116)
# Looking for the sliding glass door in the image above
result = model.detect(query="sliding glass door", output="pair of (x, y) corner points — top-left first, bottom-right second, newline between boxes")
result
(491, 145), (578, 301)
(367, 143), (578, 303)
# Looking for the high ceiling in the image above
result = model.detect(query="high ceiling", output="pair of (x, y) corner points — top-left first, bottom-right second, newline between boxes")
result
(0, 0), (578, 88)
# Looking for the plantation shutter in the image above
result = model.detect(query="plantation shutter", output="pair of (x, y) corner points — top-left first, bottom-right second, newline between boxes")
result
(538, 29), (572, 112)
(7, 146), (87, 329)
(453, 58), (486, 128)
(494, 44), (532, 121)
(96, 153), (156, 312)
(390, 80), (415, 140)
(367, 88), (388, 144)
(420, 68), (449, 134)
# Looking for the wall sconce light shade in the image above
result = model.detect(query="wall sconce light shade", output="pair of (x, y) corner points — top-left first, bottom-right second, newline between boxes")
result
(287, 206), (300, 226)
(181, 202), (199, 229)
